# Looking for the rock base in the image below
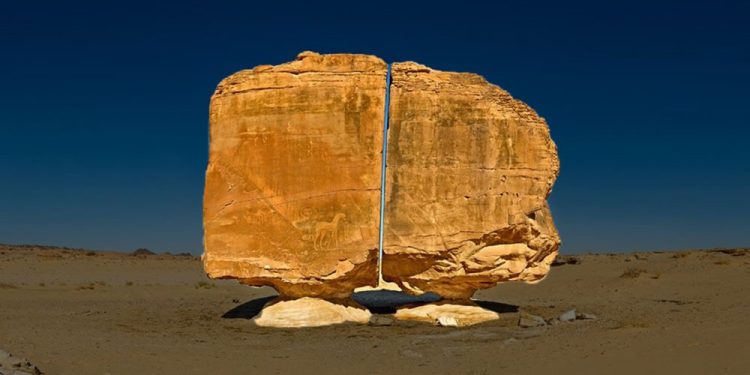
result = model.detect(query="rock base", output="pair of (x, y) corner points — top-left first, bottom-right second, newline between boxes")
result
(394, 301), (501, 327)
(252, 297), (371, 328)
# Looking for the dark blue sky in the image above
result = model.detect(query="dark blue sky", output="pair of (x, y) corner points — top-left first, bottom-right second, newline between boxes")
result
(1, 1), (748, 253)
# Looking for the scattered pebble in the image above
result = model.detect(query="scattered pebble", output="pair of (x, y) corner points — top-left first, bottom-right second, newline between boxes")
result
(558, 309), (576, 322)
(369, 315), (394, 326)
(620, 267), (647, 279)
(435, 316), (458, 327)
(399, 349), (423, 359)
(518, 312), (547, 328)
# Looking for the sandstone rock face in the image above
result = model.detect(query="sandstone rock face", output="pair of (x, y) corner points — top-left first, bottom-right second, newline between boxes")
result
(203, 52), (386, 298)
(382, 62), (560, 299)
(253, 297), (372, 328)
(203, 52), (560, 305)
(393, 302), (501, 327)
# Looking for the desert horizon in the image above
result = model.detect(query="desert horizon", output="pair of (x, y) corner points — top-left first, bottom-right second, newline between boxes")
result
(1, 244), (748, 374)
(4, 242), (750, 257)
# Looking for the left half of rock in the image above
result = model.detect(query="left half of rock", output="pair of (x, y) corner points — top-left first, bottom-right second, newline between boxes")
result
(203, 52), (386, 298)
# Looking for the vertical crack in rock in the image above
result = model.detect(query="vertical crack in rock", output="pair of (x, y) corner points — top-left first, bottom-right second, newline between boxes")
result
(376, 63), (392, 283)
(203, 52), (560, 302)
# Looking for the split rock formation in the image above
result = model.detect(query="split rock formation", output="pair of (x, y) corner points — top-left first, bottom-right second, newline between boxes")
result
(203, 52), (560, 326)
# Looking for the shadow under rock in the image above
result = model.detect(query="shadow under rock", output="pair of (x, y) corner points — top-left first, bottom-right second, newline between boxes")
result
(473, 300), (519, 314)
(222, 295), (277, 319)
(221, 292), (519, 319)
(353, 290), (519, 315)
(352, 290), (442, 314)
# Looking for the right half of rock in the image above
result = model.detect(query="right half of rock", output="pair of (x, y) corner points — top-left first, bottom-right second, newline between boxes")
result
(382, 62), (561, 299)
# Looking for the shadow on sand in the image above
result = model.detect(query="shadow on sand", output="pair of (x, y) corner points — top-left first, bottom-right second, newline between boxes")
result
(222, 295), (277, 319)
(221, 291), (519, 319)
(353, 290), (519, 315)
(352, 290), (441, 314)
(473, 300), (519, 314)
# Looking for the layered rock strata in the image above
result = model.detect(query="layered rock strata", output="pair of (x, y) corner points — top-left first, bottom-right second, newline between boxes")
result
(203, 52), (560, 325)
(393, 302), (501, 327)
(203, 52), (386, 298)
(253, 297), (372, 328)
(382, 62), (560, 299)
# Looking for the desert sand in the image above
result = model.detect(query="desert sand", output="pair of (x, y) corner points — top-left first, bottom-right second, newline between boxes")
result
(0, 244), (748, 374)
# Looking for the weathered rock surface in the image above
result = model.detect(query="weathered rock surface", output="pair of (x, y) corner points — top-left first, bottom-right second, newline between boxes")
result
(203, 52), (386, 298)
(203, 52), (561, 317)
(393, 301), (501, 326)
(252, 297), (371, 328)
(382, 61), (560, 298)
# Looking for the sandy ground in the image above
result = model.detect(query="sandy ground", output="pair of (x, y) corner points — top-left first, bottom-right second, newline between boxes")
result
(0, 244), (748, 375)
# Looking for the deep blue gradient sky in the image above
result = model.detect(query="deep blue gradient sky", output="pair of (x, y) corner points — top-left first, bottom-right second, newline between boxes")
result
(1, 1), (748, 254)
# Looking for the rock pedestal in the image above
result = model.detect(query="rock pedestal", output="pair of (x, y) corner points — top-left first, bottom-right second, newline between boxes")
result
(394, 301), (502, 327)
(252, 297), (371, 328)
(203, 52), (560, 327)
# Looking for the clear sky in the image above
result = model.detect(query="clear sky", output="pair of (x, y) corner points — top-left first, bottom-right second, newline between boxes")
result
(1, 1), (748, 254)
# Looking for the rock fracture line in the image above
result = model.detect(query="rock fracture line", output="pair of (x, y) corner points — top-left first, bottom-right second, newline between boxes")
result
(377, 63), (392, 284)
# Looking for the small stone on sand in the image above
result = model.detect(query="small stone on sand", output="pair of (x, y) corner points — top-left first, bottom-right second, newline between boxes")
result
(368, 315), (394, 326)
(436, 316), (459, 327)
(559, 309), (577, 322)
(519, 312), (547, 328)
